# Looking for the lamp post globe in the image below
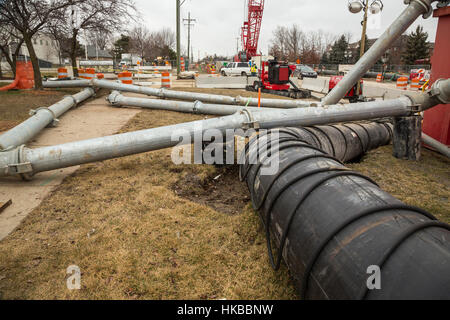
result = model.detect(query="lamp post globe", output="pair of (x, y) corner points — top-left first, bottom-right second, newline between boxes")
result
(348, 1), (363, 14)
(369, 1), (383, 14)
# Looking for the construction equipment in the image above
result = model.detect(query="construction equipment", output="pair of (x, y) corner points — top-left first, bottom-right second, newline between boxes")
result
(328, 76), (364, 103)
(234, 0), (265, 62)
(246, 59), (311, 99)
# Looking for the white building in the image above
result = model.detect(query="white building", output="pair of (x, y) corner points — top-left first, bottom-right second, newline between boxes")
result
(1, 32), (60, 71)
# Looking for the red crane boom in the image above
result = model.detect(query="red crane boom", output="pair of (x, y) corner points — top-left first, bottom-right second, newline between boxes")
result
(236, 0), (265, 62)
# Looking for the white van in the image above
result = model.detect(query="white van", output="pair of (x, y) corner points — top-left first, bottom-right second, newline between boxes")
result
(221, 62), (251, 77)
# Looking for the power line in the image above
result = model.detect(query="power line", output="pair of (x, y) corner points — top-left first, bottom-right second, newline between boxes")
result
(183, 12), (196, 66)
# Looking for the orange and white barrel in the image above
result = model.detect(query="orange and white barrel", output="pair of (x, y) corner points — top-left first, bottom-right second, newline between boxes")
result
(161, 72), (171, 88)
(376, 73), (384, 82)
(410, 78), (421, 91)
(58, 67), (68, 79)
(78, 68), (86, 79)
(84, 68), (95, 80)
(118, 71), (133, 85)
(396, 77), (408, 90)
(96, 73), (104, 79)
(180, 57), (185, 72)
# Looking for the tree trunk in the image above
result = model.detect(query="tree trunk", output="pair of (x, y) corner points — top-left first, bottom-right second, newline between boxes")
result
(23, 33), (43, 89)
(0, 53), (2, 79)
(0, 46), (15, 78)
(71, 29), (79, 77)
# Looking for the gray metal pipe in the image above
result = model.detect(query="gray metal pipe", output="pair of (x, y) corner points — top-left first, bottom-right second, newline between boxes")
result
(0, 96), (427, 179)
(107, 91), (280, 116)
(0, 88), (95, 150)
(43, 79), (316, 109)
(322, 0), (435, 105)
(2, 79), (447, 179)
(43, 80), (92, 88)
(422, 133), (450, 158)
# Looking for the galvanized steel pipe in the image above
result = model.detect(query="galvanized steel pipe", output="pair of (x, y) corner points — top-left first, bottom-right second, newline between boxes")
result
(0, 90), (438, 179)
(322, 0), (436, 105)
(43, 79), (315, 109)
(422, 133), (450, 158)
(0, 88), (95, 150)
(107, 91), (279, 116)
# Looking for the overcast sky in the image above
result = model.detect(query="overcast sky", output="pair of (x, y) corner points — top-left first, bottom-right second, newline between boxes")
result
(133, 0), (439, 59)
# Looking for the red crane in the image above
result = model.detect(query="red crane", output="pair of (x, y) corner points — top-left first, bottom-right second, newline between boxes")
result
(235, 0), (265, 62)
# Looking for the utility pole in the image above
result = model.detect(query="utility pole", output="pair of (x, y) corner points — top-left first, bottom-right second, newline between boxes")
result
(183, 12), (196, 65)
(236, 37), (240, 54)
(176, 0), (181, 77)
(356, 0), (369, 96)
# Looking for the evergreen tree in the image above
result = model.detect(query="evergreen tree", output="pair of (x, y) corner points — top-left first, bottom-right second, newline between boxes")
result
(402, 25), (429, 65)
(328, 35), (349, 64)
(113, 34), (131, 61)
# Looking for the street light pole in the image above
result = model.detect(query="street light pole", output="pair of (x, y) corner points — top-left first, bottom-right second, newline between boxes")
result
(176, 0), (181, 77)
(356, 0), (369, 96)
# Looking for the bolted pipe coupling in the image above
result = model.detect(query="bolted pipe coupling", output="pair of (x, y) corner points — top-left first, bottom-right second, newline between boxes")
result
(0, 145), (34, 180)
(404, 0), (434, 18)
(430, 78), (450, 104)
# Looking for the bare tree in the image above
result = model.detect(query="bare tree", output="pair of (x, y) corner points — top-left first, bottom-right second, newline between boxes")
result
(52, 0), (136, 76)
(0, 0), (75, 88)
(0, 22), (24, 77)
(129, 25), (151, 60)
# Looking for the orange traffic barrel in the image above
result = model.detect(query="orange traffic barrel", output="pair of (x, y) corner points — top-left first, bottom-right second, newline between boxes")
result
(161, 72), (171, 88)
(58, 67), (68, 79)
(396, 77), (408, 90)
(410, 78), (421, 91)
(180, 57), (185, 72)
(78, 68), (86, 79)
(376, 73), (384, 82)
(84, 68), (95, 80)
(96, 73), (105, 79)
(118, 71), (133, 84)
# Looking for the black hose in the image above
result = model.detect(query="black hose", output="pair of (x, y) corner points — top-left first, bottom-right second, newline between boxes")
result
(240, 128), (450, 300)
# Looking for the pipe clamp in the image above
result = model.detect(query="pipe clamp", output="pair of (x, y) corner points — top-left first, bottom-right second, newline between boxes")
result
(192, 101), (202, 114)
(63, 95), (78, 106)
(29, 107), (59, 127)
(405, 0), (433, 18)
(240, 109), (260, 129)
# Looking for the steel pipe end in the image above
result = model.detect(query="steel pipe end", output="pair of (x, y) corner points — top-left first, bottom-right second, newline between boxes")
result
(431, 78), (450, 105)
(0, 145), (34, 179)
(107, 91), (122, 106)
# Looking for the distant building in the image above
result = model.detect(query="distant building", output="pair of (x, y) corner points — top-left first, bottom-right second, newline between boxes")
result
(85, 45), (113, 61)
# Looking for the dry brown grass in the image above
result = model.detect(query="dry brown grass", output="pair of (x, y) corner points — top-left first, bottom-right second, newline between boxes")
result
(348, 146), (450, 223)
(0, 107), (297, 300)
(0, 88), (80, 132)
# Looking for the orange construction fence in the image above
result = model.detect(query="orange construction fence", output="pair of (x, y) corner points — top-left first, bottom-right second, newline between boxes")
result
(0, 61), (34, 91)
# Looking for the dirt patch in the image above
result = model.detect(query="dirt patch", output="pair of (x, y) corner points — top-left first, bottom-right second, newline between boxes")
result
(172, 166), (250, 215)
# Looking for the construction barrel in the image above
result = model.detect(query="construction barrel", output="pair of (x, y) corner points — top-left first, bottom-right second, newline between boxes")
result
(410, 78), (421, 91)
(118, 71), (133, 85)
(376, 73), (384, 82)
(161, 72), (171, 88)
(396, 77), (408, 90)
(57, 68), (69, 79)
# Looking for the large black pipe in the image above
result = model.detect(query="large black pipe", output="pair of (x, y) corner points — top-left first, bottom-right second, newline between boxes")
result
(239, 127), (450, 300)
